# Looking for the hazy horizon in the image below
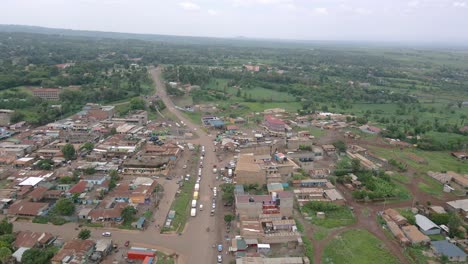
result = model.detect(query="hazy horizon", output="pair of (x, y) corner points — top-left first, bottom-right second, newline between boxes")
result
(1, 0), (468, 44)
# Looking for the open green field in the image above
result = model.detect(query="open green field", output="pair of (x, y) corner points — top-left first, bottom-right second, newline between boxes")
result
(207, 78), (297, 102)
(322, 229), (401, 264)
(368, 146), (468, 174)
(293, 126), (326, 138)
(417, 175), (445, 198)
(301, 203), (356, 229)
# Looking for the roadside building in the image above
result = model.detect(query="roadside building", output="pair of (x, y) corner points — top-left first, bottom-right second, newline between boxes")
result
(383, 209), (408, 226)
(14, 230), (55, 249)
(415, 214), (441, 235)
(235, 191), (294, 219)
(7, 200), (48, 216)
(32, 88), (61, 100)
(402, 225), (430, 245)
(0, 109), (14, 126)
(447, 199), (468, 220)
(431, 240), (467, 262)
(51, 239), (96, 264)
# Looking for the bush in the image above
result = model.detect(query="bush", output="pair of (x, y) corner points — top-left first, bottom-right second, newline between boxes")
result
(304, 201), (341, 212)
(50, 217), (67, 225)
(302, 236), (313, 261)
(32, 216), (49, 224)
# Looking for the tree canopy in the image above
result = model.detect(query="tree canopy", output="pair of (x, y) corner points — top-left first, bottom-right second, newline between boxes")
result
(61, 143), (76, 161)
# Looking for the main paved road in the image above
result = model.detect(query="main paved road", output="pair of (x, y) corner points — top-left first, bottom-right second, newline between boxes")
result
(14, 66), (221, 264)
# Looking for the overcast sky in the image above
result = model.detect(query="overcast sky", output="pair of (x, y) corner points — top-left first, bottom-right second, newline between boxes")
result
(1, 0), (468, 43)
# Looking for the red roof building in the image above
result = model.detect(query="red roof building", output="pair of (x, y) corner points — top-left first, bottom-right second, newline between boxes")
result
(7, 200), (49, 216)
(264, 115), (286, 132)
(28, 186), (48, 202)
(14, 230), (54, 248)
(68, 181), (88, 194)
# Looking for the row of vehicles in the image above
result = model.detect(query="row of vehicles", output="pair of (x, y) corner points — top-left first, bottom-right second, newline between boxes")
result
(191, 146), (205, 217)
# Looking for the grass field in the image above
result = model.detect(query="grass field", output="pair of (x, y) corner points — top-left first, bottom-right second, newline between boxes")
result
(322, 229), (401, 264)
(156, 252), (175, 264)
(417, 175), (445, 198)
(368, 146), (467, 174)
(389, 173), (411, 184)
(313, 226), (331, 241)
(293, 126), (326, 138)
(207, 78), (297, 102)
(302, 204), (356, 229)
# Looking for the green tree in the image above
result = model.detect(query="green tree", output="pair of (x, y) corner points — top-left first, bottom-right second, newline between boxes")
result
(0, 219), (13, 235)
(351, 158), (361, 173)
(0, 234), (15, 244)
(333, 140), (346, 153)
(220, 183), (235, 203)
(121, 206), (137, 224)
(9, 111), (25, 123)
(54, 198), (75, 216)
(36, 159), (53, 170)
(22, 248), (54, 264)
(448, 212), (462, 237)
(78, 229), (91, 240)
(80, 142), (94, 152)
(224, 214), (234, 223)
(61, 143), (76, 160)
(0, 247), (12, 263)
(130, 98), (146, 110)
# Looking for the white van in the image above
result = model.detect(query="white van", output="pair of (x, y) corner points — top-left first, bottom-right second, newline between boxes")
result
(191, 199), (197, 208)
(191, 208), (197, 217)
(199, 204), (203, 211)
(194, 183), (200, 191)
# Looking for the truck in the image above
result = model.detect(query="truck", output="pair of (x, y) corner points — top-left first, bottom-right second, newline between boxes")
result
(127, 250), (155, 260)
(191, 199), (197, 208)
(194, 183), (200, 191)
(190, 208), (197, 217)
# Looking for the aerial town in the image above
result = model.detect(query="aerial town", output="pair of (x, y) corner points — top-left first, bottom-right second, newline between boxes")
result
(0, 15), (468, 264)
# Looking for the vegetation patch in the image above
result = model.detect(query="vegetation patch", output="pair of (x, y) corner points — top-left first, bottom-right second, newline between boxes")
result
(322, 229), (401, 264)
(301, 201), (356, 228)
(417, 176), (444, 198)
(302, 236), (314, 264)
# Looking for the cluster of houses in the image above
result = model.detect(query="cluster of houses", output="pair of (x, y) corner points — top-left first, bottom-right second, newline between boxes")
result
(382, 207), (467, 262)
(11, 230), (114, 264)
(0, 102), (192, 229)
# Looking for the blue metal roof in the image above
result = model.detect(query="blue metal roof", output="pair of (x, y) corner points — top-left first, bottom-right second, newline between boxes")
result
(431, 240), (467, 258)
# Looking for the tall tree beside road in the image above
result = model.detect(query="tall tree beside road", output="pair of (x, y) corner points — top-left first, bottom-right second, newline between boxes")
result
(21, 248), (54, 264)
(121, 206), (137, 224)
(78, 229), (91, 240)
(54, 198), (75, 216)
(0, 219), (12, 235)
(61, 143), (76, 160)
(0, 247), (12, 263)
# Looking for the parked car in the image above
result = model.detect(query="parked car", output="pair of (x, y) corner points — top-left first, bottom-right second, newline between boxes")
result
(183, 165), (187, 169)
(102, 232), (111, 237)
(217, 244), (223, 252)
(165, 176), (172, 180)
(217, 255), (222, 263)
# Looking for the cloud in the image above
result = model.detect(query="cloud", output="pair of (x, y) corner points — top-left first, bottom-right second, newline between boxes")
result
(231, 0), (292, 7)
(354, 7), (372, 15)
(453, 1), (467, 8)
(178, 1), (201, 11)
(313, 7), (328, 15)
(207, 9), (219, 16)
(407, 1), (420, 7)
